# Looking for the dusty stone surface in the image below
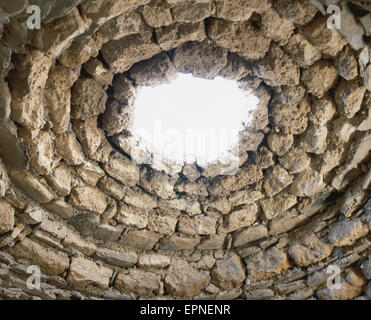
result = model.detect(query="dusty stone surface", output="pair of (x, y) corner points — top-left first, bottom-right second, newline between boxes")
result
(68, 186), (107, 214)
(233, 225), (268, 247)
(7, 238), (69, 276)
(335, 79), (366, 119)
(103, 153), (139, 187)
(285, 33), (321, 68)
(317, 281), (362, 300)
(274, 0), (317, 25)
(67, 257), (113, 289)
(173, 40), (228, 79)
(288, 234), (333, 267)
(208, 19), (271, 61)
(327, 218), (369, 247)
(260, 8), (295, 45)
(0, 201), (14, 235)
(303, 17), (347, 57)
(260, 194), (297, 220)
(130, 52), (177, 86)
(263, 166), (293, 197)
(155, 21), (206, 51)
(291, 170), (324, 197)
(301, 61), (338, 97)
(253, 44), (300, 86)
(115, 269), (161, 297)
(246, 247), (290, 283)
(211, 253), (245, 290)
(164, 257), (209, 297)
(267, 133), (294, 156)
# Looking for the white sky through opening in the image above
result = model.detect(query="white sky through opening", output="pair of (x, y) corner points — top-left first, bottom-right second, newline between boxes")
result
(131, 73), (259, 166)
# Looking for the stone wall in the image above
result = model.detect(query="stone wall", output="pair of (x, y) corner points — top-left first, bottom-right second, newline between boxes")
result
(0, 0), (370, 300)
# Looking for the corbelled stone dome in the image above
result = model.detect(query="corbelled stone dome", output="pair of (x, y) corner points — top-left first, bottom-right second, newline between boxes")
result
(0, 0), (370, 300)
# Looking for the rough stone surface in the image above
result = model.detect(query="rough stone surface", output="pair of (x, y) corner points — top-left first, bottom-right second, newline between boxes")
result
(246, 247), (290, 283)
(164, 258), (209, 298)
(115, 269), (161, 297)
(211, 253), (245, 290)
(327, 218), (369, 247)
(67, 257), (112, 289)
(288, 234), (333, 267)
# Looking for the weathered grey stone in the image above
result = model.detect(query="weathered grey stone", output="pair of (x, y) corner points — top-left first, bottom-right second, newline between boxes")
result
(335, 79), (366, 119)
(7, 238), (69, 276)
(165, 257), (209, 297)
(303, 17), (347, 57)
(68, 186), (107, 214)
(121, 230), (162, 250)
(178, 215), (217, 236)
(335, 46), (358, 81)
(98, 176), (126, 200)
(101, 26), (161, 72)
(245, 247), (290, 283)
(263, 166), (293, 197)
(285, 33), (321, 68)
(0, 79), (10, 121)
(233, 225), (268, 247)
(208, 18), (271, 61)
(81, 0), (150, 25)
(10, 171), (54, 204)
(260, 8), (295, 45)
(95, 248), (138, 268)
(291, 170), (324, 197)
(271, 96), (310, 134)
(148, 213), (178, 236)
(302, 60), (338, 97)
(0, 201), (14, 235)
(267, 133), (293, 156)
(63, 231), (96, 256)
(30, 8), (90, 58)
(211, 253), (245, 290)
(222, 203), (259, 233)
(129, 52), (177, 86)
(173, 40), (228, 79)
(327, 218), (369, 247)
(115, 269), (161, 297)
(317, 281), (362, 300)
(71, 77), (107, 120)
(138, 254), (171, 268)
(338, 3), (366, 51)
(289, 234), (333, 267)
(245, 289), (274, 300)
(155, 21), (206, 51)
(67, 257), (112, 289)
(275, 0), (317, 25)
(160, 235), (200, 250)
(68, 212), (100, 236)
(94, 224), (124, 242)
(215, 0), (270, 21)
(44, 200), (75, 220)
(45, 165), (72, 197)
(252, 44), (300, 86)
(103, 153), (139, 187)
(260, 194), (297, 220)
(30, 0), (81, 24)
(361, 256), (371, 280)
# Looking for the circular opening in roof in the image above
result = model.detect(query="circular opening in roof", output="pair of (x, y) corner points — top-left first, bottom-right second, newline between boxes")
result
(129, 73), (259, 169)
